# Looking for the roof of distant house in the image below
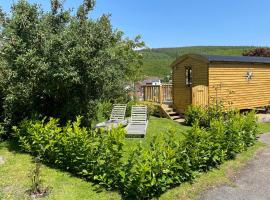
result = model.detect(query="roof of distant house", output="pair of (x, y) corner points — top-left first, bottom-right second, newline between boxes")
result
(141, 77), (160, 85)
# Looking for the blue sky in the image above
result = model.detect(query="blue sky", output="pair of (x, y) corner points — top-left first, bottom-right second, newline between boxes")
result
(1, 0), (270, 48)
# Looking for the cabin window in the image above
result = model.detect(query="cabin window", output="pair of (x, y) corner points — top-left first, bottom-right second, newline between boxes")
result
(185, 67), (192, 86)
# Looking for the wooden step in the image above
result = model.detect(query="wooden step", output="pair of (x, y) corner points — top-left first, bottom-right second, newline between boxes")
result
(171, 115), (181, 120)
(168, 111), (178, 116)
(160, 104), (185, 123)
(174, 118), (185, 123)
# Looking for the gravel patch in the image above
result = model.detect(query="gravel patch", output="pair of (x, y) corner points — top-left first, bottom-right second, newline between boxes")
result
(200, 132), (270, 200)
(257, 114), (270, 123)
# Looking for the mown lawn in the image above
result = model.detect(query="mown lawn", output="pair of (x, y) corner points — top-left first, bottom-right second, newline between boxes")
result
(1, 117), (270, 200)
(0, 141), (121, 200)
(123, 116), (190, 156)
(0, 116), (186, 200)
(258, 122), (270, 134)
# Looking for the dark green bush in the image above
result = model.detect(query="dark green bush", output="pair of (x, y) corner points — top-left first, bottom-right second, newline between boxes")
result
(0, 0), (143, 128)
(14, 109), (258, 199)
(0, 123), (7, 141)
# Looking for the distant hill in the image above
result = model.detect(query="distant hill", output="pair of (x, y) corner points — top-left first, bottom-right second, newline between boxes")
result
(140, 46), (257, 78)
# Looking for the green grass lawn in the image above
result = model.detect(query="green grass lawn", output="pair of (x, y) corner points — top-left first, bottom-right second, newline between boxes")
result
(0, 116), (188, 200)
(123, 116), (190, 156)
(258, 122), (270, 134)
(1, 117), (269, 200)
(123, 117), (270, 155)
(0, 141), (121, 200)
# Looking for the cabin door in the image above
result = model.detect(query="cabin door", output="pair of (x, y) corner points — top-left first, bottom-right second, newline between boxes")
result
(192, 85), (208, 106)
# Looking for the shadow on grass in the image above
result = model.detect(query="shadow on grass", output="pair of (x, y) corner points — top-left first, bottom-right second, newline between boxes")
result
(4, 139), (22, 152)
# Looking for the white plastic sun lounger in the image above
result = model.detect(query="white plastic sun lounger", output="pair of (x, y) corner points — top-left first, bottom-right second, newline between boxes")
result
(126, 105), (148, 138)
(110, 104), (127, 121)
(95, 104), (127, 129)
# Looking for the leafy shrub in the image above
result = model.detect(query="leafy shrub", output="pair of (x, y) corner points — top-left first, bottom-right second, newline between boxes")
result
(14, 109), (258, 199)
(139, 101), (161, 117)
(223, 111), (258, 159)
(241, 111), (258, 147)
(121, 132), (192, 199)
(14, 117), (125, 189)
(184, 110), (258, 173)
(185, 105), (223, 127)
(185, 106), (208, 126)
(184, 119), (227, 172)
(121, 110), (258, 198)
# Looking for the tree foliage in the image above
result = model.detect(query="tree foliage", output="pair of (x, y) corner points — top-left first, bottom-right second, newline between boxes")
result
(0, 0), (144, 126)
(243, 47), (270, 57)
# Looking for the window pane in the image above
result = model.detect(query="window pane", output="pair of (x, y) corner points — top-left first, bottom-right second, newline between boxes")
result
(185, 67), (192, 86)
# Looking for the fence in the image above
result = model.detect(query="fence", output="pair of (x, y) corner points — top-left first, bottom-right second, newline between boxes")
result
(142, 84), (172, 104)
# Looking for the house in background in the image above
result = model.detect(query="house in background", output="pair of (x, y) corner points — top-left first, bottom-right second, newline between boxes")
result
(141, 77), (161, 86)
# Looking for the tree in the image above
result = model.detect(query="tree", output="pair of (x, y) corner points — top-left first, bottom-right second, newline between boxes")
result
(243, 48), (270, 57)
(0, 0), (144, 126)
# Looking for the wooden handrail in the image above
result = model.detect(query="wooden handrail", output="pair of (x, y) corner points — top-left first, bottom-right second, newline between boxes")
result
(142, 84), (172, 104)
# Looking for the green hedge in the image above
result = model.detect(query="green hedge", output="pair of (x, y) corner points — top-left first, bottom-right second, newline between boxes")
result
(13, 110), (258, 199)
(185, 105), (223, 127)
(13, 117), (125, 189)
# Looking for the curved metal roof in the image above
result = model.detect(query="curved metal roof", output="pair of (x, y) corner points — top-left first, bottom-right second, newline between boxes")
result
(202, 54), (270, 64)
(171, 54), (270, 67)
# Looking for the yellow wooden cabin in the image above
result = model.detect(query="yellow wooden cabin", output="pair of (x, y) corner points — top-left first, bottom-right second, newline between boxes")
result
(171, 54), (270, 113)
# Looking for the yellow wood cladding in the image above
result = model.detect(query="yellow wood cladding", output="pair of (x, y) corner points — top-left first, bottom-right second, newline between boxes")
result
(192, 85), (209, 106)
(172, 57), (208, 112)
(208, 63), (270, 109)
